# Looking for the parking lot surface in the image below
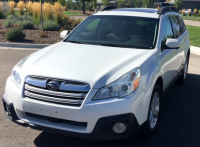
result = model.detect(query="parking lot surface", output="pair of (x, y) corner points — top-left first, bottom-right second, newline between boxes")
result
(0, 49), (200, 147)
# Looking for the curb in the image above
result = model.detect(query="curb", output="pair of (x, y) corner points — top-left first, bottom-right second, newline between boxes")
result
(191, 46), (200, 56)
(0, 42), (50, 49)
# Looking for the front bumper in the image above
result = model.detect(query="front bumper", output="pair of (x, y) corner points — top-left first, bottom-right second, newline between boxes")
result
(2, 93), (139, 140)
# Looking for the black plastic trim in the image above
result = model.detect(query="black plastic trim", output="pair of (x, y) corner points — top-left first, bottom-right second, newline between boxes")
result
(157, 6), (178, 15)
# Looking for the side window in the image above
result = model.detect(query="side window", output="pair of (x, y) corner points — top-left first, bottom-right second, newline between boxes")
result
(179, 17), (186, 32)
(170, 16), (183, 38)
(161, 16), (174, 46)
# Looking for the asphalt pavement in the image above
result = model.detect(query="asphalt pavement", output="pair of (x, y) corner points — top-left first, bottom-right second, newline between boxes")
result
(0, 49), (200, 147)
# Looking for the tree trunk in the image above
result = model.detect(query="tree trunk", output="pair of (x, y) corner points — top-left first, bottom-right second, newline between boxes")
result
(83, 2), (85, 14)
(41, 1), (44, 31)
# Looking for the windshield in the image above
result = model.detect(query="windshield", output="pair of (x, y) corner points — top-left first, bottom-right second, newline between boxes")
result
(65, 15), (159, 49)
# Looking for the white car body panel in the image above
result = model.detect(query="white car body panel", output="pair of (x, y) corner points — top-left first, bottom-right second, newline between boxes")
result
(22, 42), (156, 89)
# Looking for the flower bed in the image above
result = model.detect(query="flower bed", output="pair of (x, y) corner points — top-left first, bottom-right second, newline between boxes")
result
(0, 1), (82, 44)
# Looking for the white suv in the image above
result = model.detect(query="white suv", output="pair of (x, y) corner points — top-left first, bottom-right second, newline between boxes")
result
(2, 6), (190, 140)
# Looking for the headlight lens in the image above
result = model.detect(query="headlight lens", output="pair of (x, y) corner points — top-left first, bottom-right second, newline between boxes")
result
(11, 56), (29, 88)
(93, 68), (140, 100)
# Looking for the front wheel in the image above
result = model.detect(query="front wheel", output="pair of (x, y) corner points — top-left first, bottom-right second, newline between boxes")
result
(143, 84), (162, 137)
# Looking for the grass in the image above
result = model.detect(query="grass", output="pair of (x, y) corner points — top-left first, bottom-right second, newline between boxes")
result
(186, 25), (200, 47)
(182, 15), (200, 21)
(185, 19), (200, 22)
(64, 11), (84, 15)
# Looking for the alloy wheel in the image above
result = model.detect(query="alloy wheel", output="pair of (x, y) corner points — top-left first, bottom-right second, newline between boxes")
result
(149, 92), (160, 129)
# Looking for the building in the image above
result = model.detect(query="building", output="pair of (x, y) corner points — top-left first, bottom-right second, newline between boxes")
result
(181, 0), (200, 10)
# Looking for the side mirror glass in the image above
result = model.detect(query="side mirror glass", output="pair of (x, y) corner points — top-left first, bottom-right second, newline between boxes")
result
(166, 38), (180, 49)
(60, 30), (69, 39)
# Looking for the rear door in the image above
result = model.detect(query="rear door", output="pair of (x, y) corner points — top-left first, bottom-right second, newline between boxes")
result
(178, 16), (189, 65)
(170, 15), (185, 71)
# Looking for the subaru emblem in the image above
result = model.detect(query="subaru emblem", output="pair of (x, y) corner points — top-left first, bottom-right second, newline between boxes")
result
(46, 81), (60, 91)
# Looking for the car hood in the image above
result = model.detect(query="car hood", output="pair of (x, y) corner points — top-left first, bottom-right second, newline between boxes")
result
(22, 42), (156, 89)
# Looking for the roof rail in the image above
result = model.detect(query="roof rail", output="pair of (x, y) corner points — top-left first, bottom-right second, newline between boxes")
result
(100, 5), (117, 11)
(157, 6), (178, 15)
(100, 5), (134, 11)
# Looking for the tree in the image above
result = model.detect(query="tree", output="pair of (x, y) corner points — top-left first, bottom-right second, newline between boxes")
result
(102, 0), (109, 6)
(58, 0), (65, 6)
(80, 0), (92, 14)
(133, 0), (142, 8)
(117, 0), (125, 7)
(92, 0), (97, 9)
(142, 0), (154, 8)
(124, 0), (134, 6)
(174, 0), (182, 10)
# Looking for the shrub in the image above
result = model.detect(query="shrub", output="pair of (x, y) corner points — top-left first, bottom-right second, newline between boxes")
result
(39, 31), (48, 38)
(40, 20), (59, 31)
(194, 9), (197, 16)
(0, 2), (3, 17)
(0, 2), (3, 11)
(5, 14), (35, 29)
(17, 1), (25, 15)
(5, 28), (25, 41)
(71, 19), (81, 28)
(199, 10), (200, 15)
(9, 1), (16, 14)
(22, 20), (34, 29)
(7, 15), (16, 20)
(67, 17), (75, 27)
(32, 2), (41, 23)
(26, 1), (33, 15)
(19, 15), (34, 22)
(0, 11), (4, 19)
(179, 10), (182, 14)
(3, 20), (12, 28)
(43, 2), (54, 20)
(188, 9), (192, 16)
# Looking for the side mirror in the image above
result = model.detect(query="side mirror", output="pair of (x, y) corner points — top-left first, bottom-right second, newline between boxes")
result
(166, 38), (180, 49)
(60, 30), (69, 39)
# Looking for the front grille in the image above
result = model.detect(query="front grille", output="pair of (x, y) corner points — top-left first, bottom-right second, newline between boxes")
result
(25, 112), (87, 128)
(23, 76), (90, 107)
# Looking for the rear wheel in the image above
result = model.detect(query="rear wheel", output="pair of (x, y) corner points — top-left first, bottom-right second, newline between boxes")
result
(143, 84), (162, 137)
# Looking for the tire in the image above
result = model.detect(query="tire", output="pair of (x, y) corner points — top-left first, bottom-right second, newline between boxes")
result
(143, 84), (162, 137)
(178, 55), (189, 84)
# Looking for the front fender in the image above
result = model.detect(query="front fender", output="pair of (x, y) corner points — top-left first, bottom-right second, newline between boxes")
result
(140, 53), (164, 92)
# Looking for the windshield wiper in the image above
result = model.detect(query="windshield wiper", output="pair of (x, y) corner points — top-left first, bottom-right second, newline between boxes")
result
(101, 43), (131, 48)
(66, 40), (83, 44)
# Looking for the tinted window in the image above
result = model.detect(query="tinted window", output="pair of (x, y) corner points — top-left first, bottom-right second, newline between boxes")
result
(179, 17), (186, 32)
(66, 15), (159, 49)
(170, 16), (182, 38)
(161, 17), (174, 46)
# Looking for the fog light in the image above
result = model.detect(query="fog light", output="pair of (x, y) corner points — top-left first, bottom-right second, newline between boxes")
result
(6, 104), (11, 116)
(112, 122), (127, 134)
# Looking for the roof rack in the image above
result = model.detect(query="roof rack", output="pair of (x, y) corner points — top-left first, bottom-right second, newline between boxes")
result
(157, 6), (178, 15)
(100, 5), (134, 11)
(100, 5), (117, 11)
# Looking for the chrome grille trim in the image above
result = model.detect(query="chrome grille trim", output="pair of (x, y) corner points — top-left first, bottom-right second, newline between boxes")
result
(24, 76), (90, 106)
(25, 84), (87, 98)
(25, 91), (83, 105)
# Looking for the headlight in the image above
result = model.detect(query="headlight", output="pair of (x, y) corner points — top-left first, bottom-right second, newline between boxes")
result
(93, 68), (140, 100)
(11, 56), (29, 88)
